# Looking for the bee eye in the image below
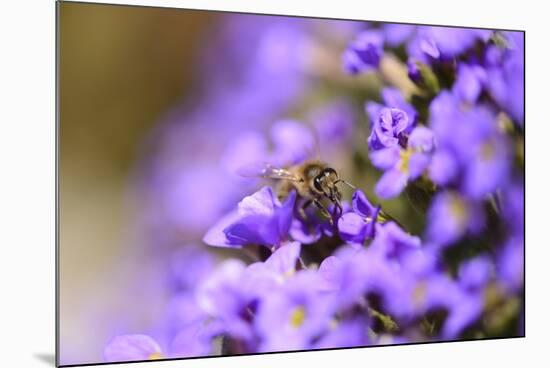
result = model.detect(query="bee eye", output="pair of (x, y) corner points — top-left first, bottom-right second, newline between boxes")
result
(313, 176), (323, 192)
(323, 168), (337, 177)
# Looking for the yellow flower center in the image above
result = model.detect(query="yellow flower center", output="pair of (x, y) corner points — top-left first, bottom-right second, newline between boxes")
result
(147, 352), (163, 360)
(480, 141), (495, 161)
(412, 282), (427, 308)
(497, 112), (514, 134)
(290, 306), (306, 328)
(398, 148), (414, 174)
(283, 269), (295, 279)
(449, 193), (468, 227)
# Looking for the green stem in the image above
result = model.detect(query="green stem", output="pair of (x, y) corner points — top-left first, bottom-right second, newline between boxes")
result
(368, 307), (399, 332)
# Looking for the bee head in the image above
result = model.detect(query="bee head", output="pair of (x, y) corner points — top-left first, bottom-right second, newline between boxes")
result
(312, 167), (357, 220)
(313, 168), (342, 202)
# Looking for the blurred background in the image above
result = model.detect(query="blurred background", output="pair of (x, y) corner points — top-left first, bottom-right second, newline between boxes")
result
(59, 3), (218, 363)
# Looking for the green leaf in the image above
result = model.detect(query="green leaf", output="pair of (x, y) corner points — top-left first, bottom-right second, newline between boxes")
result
(417, 62), (440, 95)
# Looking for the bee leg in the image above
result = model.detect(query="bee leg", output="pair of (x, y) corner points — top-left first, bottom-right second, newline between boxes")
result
(313, 199), (333, 226)
(334, 202), (344, 217)
(332, 201), (343, 218)
(298, 199), (312, 222)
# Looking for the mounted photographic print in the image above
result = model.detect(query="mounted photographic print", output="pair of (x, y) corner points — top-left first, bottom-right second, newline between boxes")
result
(56, 1), (525, 366)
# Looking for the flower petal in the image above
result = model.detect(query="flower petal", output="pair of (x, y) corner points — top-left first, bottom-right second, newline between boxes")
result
(265, 241), (301, 275)
(104, 335), (162, 362)
(338, 212), (368, 246)
(370, 147), (401, 170)
(408, 126), (434, 152)
(453, 63), (487, 103)
(238, 186), (277, 217)
(375, 169), (408, 199)
(408, 152), (430, 179)
(318, 255), (344, 292)
(202, 210), (243, 248)
(290, 218), (322, 244)
(275, 190), (297, 240)
(351, 189), (376, 218)
(429, 150), (458, 185)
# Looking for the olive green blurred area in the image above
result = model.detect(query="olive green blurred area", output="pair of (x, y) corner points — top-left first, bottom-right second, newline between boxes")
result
(60, 3), (215, 173)
(58, 2), (215, 362)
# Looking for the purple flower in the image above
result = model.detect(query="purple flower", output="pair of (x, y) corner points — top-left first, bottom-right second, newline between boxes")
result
(371, 152), (410, 198)
(501, 182), (525, 238)
(398, 244), (438, 278)
(156, 292), (206, 343)
(357, 224), (435, 319)
(255, 270), (336, 351)
(148, 293), (222, 359)
(317, 245), (412, 318)
(443, 295), (483, 339)
(196, 259), (257, 341)
(429, 27), (489, 58)
(290, 218), (323, 245)
(382, 24), (416, 46)
(428, 149), (459, 186)
(317, 247), (370, 308)
(197, 242), (303, 344)
(458, 255), (492, 292)
(247, 241), (302, 286)
(104, 335), (163, 362)
(381, 88), (418, 126)
(429, 91), (495, 157)
(169, 322), (214, 358)
(263, 241), (301, 276)
(486, 32), (524, 124)
(368, 221), (422, 263)
(406, 32), (439, 63)
(412, 274), (483, 339)
(408, 26), (489, 62)
(429, 68), (510, 199)
(367, 88), (418, 132)
(367, 107), (411, 150)
(313, 317), (370, 349)
(343, 30), (384, 74)
(361, 259), (416, 319)
(461, 136), (511, 199)
(338, 190), (381, 247)
(203, 186), (296, 248)
(452, 63), (487, 103)
(370, 125), (434, 199)
(497, 236), (524, 294)
(428, 91), (511, 198)
(425, 191), (485, 247)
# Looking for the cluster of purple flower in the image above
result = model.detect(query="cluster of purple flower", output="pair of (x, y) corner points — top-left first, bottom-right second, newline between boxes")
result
(104, 16), (524, 363)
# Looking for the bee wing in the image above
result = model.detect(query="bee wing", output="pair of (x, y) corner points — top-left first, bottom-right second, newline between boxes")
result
(311, 126), (322, 161)
(237, 162), (302, 182)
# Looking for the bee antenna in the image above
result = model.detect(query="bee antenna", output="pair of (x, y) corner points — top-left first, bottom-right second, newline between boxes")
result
(335, 179), (356, 190)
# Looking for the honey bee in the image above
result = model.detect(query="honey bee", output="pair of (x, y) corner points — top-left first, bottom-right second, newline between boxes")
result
(239, 159), (356, 226)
